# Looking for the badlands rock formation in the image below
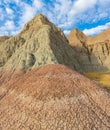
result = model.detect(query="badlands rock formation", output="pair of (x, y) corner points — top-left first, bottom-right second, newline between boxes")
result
(68, 28), (110, 71)
(68, 28), (87, 46)
(0, 14), (81, 72)
(0, 64), (110, 130)
(1, 14), (110, 72)
(0, 36), (11, 43)
(0, 14), (110, 130)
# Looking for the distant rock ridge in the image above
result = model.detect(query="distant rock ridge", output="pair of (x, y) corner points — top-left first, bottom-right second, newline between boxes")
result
(67, 28), (87, 46)
(68, 28), (110, 46)
(87, 28), (110, 44)
(67, 28), (110, 71)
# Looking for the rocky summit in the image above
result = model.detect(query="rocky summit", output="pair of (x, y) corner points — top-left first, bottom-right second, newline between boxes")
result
(0, 14), (81, 72)
(0, 64), (110, 130)
(1, 14), (110, 72)
(68, 28), (110, 71)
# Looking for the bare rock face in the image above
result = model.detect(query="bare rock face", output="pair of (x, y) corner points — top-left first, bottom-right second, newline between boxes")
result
(67, 28), (87, 46)
(0, 14), (82, 72)
(0, 36), (25, 67)
(67, 28), (110, 71)
(0, 15), (110, 73)
(0, 64), (110, 130)
(87, 28), (110, 45)
(0, 36), (11, 43)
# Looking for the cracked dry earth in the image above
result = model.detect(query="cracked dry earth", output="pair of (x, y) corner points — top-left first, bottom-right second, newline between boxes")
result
(0, 64), (110, 130)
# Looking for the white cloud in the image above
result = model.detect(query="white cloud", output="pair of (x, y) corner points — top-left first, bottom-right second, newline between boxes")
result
(0, 20), (18, 36)
(5, 7), (15, 19)
(18, 0), (44, 29)
(70, 0), (97, 15)
(33, 0), (44, 9)
(20, 4), (36, 25)
(83, 22), (110, 36)
(0, 0), (110, 36)
(0, 8), (4, 20)
(98, 0), (110, 8)
(55, 0), (97, 27)
(0, 21), (16, 36)
(6, 7), (13, 15)
(5, 20), (15, 30)
(63, 30), (71, 36)
(2, 0), (21, 4)
(39, 0), (98, 30)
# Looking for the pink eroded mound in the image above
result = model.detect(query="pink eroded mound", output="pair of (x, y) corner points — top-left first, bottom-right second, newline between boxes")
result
(0, 64), (110, 130)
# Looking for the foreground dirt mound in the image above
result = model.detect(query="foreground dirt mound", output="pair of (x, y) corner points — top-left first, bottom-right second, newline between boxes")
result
(0, 64), (110, 130)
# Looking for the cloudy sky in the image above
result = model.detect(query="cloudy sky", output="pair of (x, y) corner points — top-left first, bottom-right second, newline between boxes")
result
(0, 0), (110, 36)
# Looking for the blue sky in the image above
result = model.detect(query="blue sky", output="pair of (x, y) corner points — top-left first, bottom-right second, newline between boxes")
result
(0, 0), (110, 36)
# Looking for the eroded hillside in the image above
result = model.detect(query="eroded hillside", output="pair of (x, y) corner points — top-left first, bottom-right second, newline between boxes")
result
(68, 28), (110, 71)
(0, 14), (82, 72)
(0, 64), (110, 130)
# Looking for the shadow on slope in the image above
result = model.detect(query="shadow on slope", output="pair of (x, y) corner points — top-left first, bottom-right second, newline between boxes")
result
(49, 33), (108, 72)
(71, 44), (109, 72)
